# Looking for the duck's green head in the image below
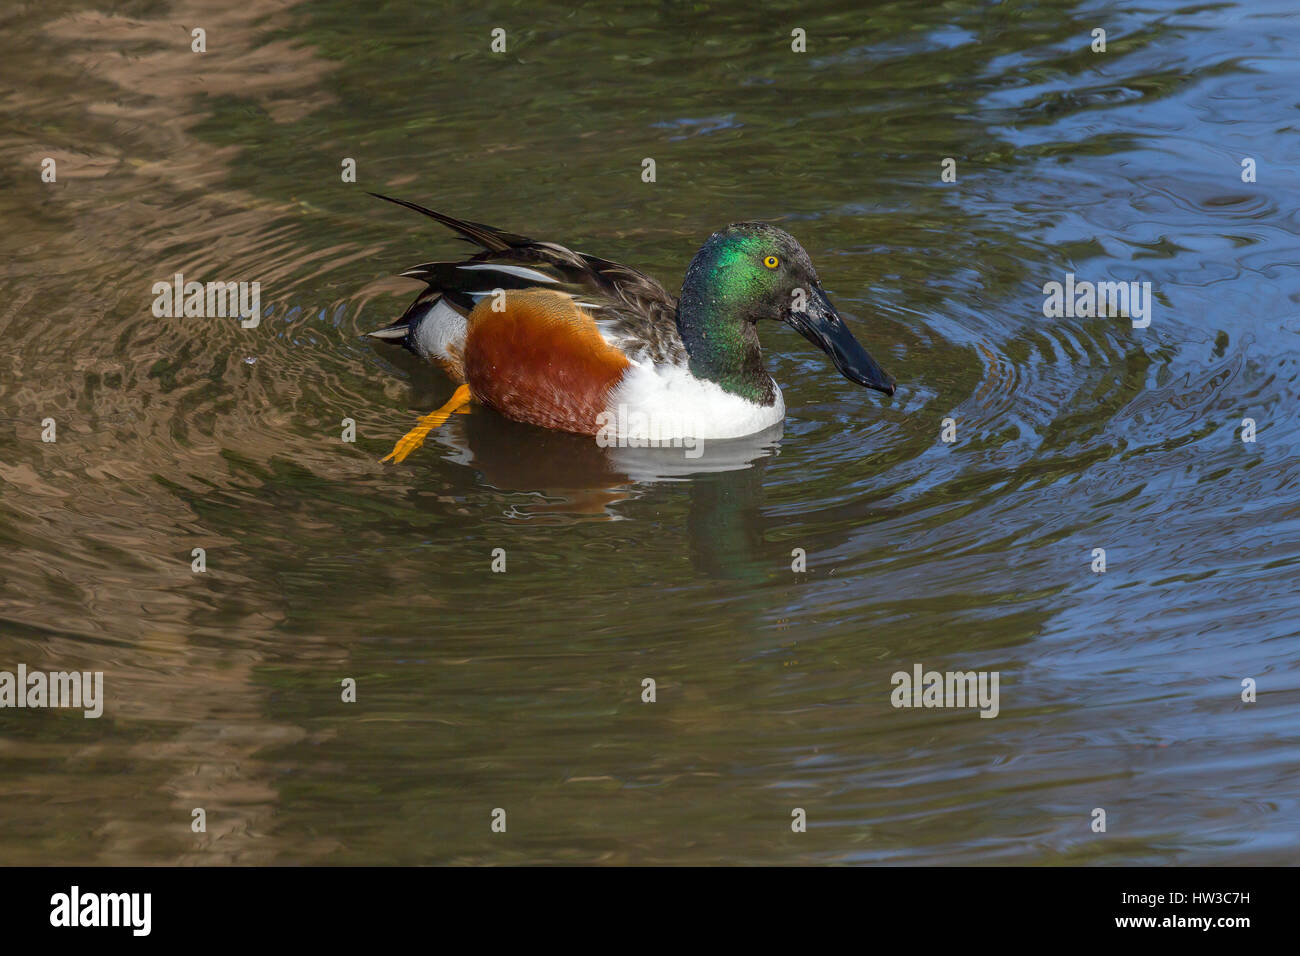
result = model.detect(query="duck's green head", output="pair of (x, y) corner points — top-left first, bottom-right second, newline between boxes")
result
(676, 223), (896, 404)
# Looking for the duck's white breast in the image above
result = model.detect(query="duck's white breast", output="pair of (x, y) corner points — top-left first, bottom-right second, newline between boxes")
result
(603, 359), (785, 441)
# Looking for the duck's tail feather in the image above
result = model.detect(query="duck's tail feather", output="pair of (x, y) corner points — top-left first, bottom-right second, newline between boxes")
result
(366, 293), (468, 378)
(368, 192), (532, 252)
(365, 294), (432, 350)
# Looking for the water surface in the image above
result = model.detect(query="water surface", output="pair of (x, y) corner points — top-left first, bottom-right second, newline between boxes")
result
(0, 0), (1297, 864)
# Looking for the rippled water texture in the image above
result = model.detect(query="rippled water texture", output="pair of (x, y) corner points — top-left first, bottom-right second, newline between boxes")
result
(1, 0), (1297, 864)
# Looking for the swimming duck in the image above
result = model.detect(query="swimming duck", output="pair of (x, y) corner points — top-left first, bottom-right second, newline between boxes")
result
(366, 194), (896, 462)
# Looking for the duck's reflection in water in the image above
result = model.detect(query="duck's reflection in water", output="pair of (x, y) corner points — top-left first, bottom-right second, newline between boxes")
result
(433, 411), (781, 570)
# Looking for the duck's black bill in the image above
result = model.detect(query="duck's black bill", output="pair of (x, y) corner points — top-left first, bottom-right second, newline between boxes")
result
(788, 288), (896, 396)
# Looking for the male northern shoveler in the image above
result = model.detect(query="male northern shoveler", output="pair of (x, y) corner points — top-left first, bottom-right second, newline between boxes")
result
(366, 194), (896, 462)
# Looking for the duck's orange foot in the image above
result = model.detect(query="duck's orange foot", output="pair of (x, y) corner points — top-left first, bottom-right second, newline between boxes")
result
(382, 384), (473, 463)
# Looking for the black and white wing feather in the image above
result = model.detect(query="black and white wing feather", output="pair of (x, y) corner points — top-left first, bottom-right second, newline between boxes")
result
(366, 194), (686, 366)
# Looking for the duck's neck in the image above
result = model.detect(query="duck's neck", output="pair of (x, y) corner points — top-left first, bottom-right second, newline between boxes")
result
(675, 262), (776, 406)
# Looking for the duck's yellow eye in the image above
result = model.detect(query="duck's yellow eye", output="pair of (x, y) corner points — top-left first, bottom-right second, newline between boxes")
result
(763, 255), (780, 269)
